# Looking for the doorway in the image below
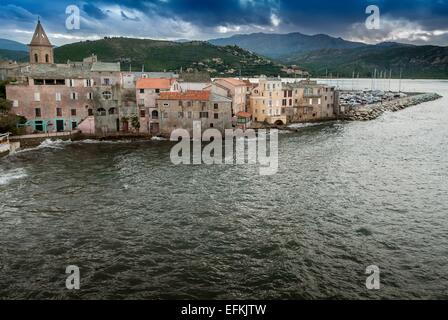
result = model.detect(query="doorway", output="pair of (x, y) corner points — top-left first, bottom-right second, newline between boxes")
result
(56, 120), (64, 132)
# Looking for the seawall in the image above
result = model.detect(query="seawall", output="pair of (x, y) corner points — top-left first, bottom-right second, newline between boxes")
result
(342, 93), (442, 121)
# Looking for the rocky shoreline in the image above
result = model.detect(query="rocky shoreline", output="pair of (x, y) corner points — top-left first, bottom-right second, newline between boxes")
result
(342, 93), (442, 121)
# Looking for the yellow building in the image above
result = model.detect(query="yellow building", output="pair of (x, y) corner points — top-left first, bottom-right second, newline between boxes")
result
(249, 77), (287, 125)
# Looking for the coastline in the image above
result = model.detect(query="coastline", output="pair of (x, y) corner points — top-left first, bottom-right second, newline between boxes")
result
(4, 91), (443, 153)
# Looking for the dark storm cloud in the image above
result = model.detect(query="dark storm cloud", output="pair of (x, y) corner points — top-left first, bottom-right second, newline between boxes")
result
(83, 3), (108, 20)
(1, 0), (447, 45)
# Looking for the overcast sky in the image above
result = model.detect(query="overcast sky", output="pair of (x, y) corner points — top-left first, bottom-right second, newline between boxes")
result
(1, 0), (447, 46)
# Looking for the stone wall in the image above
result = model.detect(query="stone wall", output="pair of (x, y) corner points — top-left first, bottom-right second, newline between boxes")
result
(342, 93), (442, 121)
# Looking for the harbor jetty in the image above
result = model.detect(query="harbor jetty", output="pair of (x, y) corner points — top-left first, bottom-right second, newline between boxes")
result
(342, 92), (442, 121)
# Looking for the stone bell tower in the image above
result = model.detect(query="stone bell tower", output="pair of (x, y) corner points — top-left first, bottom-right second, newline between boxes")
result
(28, 18), (54, 64)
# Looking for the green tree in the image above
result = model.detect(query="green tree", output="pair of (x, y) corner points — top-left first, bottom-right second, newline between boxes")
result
(0, 98), (12, 115)
(0, 80), (8, 99)
(131, 115), (140, 132)
(0, 114), (26, 135)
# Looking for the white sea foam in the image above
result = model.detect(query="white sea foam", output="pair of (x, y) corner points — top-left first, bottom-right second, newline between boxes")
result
(0, 168), (27, 186)
(37, 139), (72, 149)
(76, 139), (128, 144)
(288, 122), (326, 129)
(151, 136), (168, 141)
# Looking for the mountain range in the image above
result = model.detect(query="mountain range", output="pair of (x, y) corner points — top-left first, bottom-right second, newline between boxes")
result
(209, 32), (368, 58)
(53, 37), (283, 77)
(209, 32), (447, 78)
(0, 31), (446, 78)
(0, 39), (28, 52)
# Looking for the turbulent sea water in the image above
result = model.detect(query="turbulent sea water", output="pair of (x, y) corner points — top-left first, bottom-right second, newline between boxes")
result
(0, 79), (447, 299)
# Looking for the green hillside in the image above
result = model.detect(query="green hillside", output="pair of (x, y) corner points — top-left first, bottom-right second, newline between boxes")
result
(0, 49), (28, 62)
(54, 37), (284, 77)
(283, 45), (448, 79)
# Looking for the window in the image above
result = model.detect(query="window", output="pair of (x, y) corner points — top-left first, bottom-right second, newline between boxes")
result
(139, 99), (145, 106)
(178, 112), (184, 118)
(108, 108), (116, 115)
(45, 54), (49, 63)
(210, 123), (214, 128)
(179, 101), (183, 107)
(200, 112), (209, 118)
(35, 120), (43, 131)
(35, 108), (41, 117)
(56, 108), (62, 117)
(309, 99), (312, 105)
(103, 78), (111, 86)
(34, 53), (38, 63)
(155, 89), (160, 94)
(13, 100), (18, 107)
(70, 92), (78, 100)
(71, 109), (76, 116)
(163, 103), (169, 107)
(72, 122), (77, 130)
(214, 103), (219, 110)
(140, 89), (144, 94)
(140, 109), (146, 118)
(187, 101), (192, 107)
(88, 109), (93, 116)
(214, 113), (219, 119)
(97, 108), (106, 116)
(318, 98), (321, 105)
(68, 79), (74, 87)
(56, 92), (61, 101)
(102, 91), (112, 100)
(152, 110), (159, 119)
(85, 79), (92, 87)
(188, 111), (192, 119)
(34, 92), (40, 102)
(87, 92), (93, 100)
(282, 99), (287, 106)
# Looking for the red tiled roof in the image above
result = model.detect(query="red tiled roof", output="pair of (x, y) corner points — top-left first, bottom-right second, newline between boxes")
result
(237, 112), (252, 118)
(136, 78), (174, 89)
(158, 90), (210, 101)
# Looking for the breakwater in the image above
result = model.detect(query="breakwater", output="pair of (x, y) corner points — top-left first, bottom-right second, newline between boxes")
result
(342, 93), (442, 121)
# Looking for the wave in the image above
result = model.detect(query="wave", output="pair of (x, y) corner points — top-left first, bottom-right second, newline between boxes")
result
(76, 139), (133, 144)
(14, 139), (73, 154)
(288, 122), (327, 129)
(151, 136), (168, 141)
(0, 168), (27, 186)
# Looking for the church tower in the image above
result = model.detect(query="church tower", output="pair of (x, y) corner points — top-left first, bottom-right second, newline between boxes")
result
(28, 19), (54, 64)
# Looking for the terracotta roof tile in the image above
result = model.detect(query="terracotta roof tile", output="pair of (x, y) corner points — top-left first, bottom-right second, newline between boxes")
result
(136, 78), (174, 89)
(237, 112), (252, 118)
(158, 90), (210, 101)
